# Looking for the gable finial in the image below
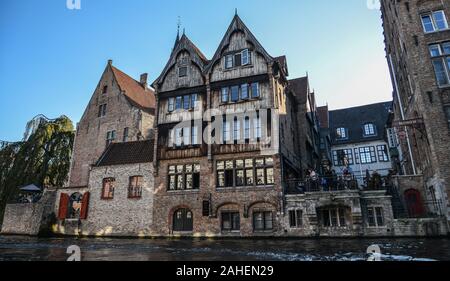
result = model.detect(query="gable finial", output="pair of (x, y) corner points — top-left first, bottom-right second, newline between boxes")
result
(235, 8), (238, 16)
(183, 28), (186, 36)
(177, 16), (181, 38)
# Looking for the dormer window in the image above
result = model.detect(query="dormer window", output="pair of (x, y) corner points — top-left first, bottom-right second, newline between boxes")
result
(336, 127), (347, 140)
(364, 123), (376, 136)
(178, 66), (187, 77)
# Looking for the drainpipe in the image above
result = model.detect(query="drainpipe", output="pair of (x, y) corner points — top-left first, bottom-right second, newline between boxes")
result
(388, 54), (417, 175)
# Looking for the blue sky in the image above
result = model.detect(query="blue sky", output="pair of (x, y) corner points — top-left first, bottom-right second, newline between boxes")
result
(0, 0), (392, 142)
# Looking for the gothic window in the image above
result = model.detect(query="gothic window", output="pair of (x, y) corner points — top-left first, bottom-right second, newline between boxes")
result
(102, 85), (108, 94)
(101, 178), (115, 200)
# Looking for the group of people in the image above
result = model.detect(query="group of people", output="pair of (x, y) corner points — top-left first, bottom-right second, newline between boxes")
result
(301, 166), (385, 192)
(16, 192), (42, 203)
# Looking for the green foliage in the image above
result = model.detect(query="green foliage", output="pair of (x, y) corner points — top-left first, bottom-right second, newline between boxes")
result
(0, 116), (74, 226)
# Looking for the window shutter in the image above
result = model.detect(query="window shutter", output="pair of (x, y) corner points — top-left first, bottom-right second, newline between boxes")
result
(58, 193), (69, 219)
(80, 192), (90, 220)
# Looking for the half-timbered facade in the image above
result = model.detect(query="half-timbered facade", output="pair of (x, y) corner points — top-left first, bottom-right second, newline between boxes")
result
(151, 15), (302, 237)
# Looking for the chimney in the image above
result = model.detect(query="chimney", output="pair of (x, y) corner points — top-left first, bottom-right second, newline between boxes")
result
(140, 73), (148, 86)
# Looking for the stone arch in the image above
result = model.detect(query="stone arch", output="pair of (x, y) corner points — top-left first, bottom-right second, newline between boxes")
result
(168, 204), (194, 231)
(214, 202), (241, 218)
(246, 201), (278, 218)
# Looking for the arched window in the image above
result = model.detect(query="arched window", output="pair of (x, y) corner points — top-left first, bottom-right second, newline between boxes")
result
(67, 193), (83, 219)
(173, 208), (193, 232)
(364, 123), (376, 136)
(102, 85), (108, 94)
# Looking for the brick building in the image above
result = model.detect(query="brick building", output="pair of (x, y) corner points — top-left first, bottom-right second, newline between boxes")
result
(151, 15), (308, 237)
(67, 60), (156, 189)
(381, 0), (450, 222)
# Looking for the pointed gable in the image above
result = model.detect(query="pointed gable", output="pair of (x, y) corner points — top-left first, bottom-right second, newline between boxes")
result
(152, 34), (208, 91)
(205, 15), (274, 74)
(110, 65), (156, 113)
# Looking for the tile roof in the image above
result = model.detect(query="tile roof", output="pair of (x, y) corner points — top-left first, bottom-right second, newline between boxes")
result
(329, 101), (393, 145)
(96, 140), (154, 167)
(288, 76), (309, 104)
(111, 66), (156, 112)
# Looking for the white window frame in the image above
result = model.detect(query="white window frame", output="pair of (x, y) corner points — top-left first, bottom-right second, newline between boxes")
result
(430, 42), (450, 87)
(421, 10), (449, 33)
(336, 127), (347, 139)
(225, 55), (233, 69)
(242, 49), (250, 65)
(364, 123), (376, 136)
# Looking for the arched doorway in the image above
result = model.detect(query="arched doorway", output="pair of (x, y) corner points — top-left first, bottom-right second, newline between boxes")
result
(173, 208), (193, 232)
(404, 189), (425, 218)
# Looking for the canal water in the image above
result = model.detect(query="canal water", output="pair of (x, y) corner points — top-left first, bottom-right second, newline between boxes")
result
(0, 235), (449, 261)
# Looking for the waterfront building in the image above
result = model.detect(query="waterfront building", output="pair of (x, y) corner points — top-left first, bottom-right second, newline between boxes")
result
(380, 0), (450, 222)
(328, 102), (394, 186)
(67, 60), (156, 189)
(151, 14), (305, 237)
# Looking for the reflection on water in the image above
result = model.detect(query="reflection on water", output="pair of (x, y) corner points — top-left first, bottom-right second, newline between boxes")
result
(0, 235), (449, 261)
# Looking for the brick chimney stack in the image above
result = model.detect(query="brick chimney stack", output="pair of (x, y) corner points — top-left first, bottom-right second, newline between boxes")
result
(140, 73), (148, 86)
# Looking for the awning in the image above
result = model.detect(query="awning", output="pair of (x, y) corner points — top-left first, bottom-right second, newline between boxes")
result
(19, 184), (42, 192)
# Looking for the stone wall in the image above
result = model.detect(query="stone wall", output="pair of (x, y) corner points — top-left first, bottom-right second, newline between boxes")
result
(1, 190), (56, 235)
(52, 163), (154, 237)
